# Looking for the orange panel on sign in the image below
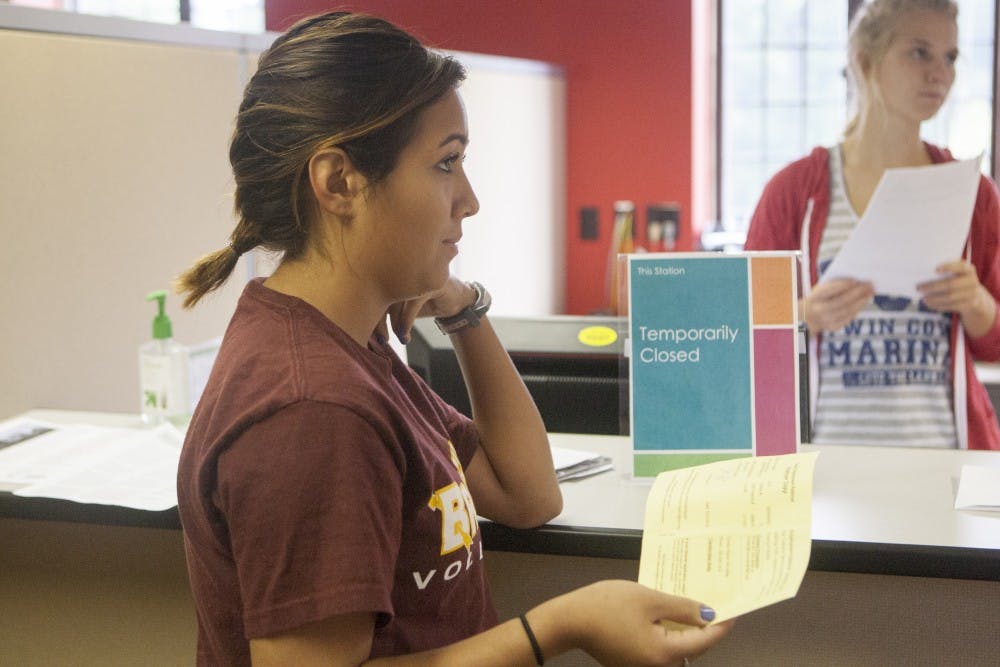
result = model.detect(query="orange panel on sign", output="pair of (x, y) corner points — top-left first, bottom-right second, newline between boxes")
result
(751, 256), (794, 325)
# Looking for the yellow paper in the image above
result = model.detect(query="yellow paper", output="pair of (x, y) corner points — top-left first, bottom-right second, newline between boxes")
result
(638, 451), (818, 623)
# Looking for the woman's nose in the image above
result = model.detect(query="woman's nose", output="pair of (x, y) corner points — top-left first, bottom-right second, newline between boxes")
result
(458, 177), (480, 219)
(927, 58), (951, 83)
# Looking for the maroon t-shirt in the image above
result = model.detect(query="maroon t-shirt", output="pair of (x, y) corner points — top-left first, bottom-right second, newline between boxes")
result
(177, 279), (497, 665)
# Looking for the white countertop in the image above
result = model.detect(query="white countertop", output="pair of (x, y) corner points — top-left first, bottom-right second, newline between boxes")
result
(547, 432), (1000, 552)
(6, 410), (1000, 578)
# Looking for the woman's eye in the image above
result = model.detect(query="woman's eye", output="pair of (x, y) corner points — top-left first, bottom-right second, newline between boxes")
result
(438, 153), (465, 173)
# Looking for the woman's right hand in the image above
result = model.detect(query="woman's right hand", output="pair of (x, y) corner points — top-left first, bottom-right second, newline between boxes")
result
(535, 580), (734, 667)
(802, 278), (874, 333)
(262, 580), (734, 667)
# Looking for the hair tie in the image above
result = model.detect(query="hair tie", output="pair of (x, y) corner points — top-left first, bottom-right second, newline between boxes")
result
(519, 614), (544, 665)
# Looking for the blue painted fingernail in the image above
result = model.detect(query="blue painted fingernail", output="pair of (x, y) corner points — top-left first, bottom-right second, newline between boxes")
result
(700, 605), (716, 622)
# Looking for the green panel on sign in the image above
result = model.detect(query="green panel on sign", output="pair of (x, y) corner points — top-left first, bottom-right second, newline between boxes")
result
(632, 452), (750, 477)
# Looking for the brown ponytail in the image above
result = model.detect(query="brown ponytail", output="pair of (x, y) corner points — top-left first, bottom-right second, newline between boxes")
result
(175, 246), (241, 308)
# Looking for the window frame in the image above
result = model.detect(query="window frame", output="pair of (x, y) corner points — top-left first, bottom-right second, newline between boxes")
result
(715, 0), (1000, 236)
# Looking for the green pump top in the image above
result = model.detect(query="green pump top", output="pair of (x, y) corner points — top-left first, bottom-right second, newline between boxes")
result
(146, 290), (173, 340)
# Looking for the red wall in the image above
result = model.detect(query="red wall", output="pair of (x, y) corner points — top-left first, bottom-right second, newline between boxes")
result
(265, 0), (693, 315)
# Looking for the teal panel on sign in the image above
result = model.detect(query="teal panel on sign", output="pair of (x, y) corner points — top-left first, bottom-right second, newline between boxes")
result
(629, 256), (753, 452)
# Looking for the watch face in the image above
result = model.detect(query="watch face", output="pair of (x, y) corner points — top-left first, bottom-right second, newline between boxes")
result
(471, 282), (491, 316)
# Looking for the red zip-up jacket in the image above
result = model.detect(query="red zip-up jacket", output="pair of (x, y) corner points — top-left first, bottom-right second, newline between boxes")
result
(745, 143), (1000, 450)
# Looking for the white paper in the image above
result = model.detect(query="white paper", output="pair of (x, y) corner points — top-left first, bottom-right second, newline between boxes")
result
(0, 419), (182, 511)
(820, 156), (982, 298)
(551, 445), (614, 482)
(551, 446), (600, 469)
(0, 418), (74, 485)
(0, 417), (61, 451)
(954, 464), (1000, 511)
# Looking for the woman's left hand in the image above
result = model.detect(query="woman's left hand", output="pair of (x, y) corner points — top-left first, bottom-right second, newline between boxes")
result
(918, 260), (986, 316)
(918, 260), (997, 337)
(383, 276), (476, 344)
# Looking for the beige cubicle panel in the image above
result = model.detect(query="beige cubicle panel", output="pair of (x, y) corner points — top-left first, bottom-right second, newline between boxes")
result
(0, 7), (567, 420)
(0, 518), (195, 666)
(3, 518), (996, 667)
(0, 26), (249, 418)
(486, 552), (1000, 667)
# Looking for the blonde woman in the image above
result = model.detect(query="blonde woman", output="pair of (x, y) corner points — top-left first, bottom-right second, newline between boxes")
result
(745, 0), (1000, 450)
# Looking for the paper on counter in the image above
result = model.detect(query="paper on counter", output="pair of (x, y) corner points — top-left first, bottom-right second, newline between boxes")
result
(0, 418), (182, 511)
(954, 464), (1000, 511)
(820, 155), (982, 298)
(0, 417), (71, 485)
(0, 418), (60, 448)
(638, 451), (818, 624)
(551, 445), (614, 482)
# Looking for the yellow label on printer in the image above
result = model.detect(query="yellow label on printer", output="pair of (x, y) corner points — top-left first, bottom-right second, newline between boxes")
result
(577, 325), (618, 347)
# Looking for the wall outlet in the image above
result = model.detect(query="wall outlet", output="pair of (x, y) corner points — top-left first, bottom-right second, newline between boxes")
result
(580, 206), (599, 240)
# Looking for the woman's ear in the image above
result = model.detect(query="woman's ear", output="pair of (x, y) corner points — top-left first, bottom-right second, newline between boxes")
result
(307, 148), (367, 217)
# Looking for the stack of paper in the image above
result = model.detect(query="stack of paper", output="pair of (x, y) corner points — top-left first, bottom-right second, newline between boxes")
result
(954, 465), (1000, 511)
(551, 445), (614, 482)
(0, 417), (182, 511)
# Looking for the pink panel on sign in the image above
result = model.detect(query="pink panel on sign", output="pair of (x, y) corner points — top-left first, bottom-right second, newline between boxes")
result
(753, 328), (797, 456)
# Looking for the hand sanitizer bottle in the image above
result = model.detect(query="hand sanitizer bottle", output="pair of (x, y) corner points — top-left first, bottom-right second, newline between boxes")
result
(139, 290), (190, 426)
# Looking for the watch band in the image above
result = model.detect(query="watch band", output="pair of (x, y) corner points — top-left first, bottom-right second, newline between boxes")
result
(434, 281), (492, 334)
